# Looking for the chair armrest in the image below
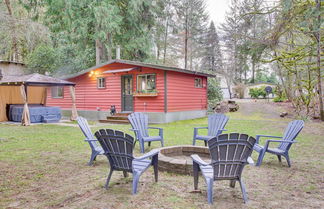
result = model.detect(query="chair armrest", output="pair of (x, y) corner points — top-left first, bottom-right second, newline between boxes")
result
(148, 127), (163, 138)
(148, 127), (162, 130)
(219, 129), (227, 131)
(247, 157), (254, 166)
(193, 127), (208, 138)
(256, 135), (282, 143)
(264, 140), (297, 150)
(194, 127), (208, 129)
(134, 149), (160, 161)
(191, 154), (209, 166)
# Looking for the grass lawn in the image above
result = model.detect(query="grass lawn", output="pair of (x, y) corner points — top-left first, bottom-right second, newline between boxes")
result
(0, 101), (323, 208)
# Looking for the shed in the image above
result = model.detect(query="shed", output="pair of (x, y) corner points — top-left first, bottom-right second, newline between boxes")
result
(0, 73), (76, 125)
(46, 59), (214, 123)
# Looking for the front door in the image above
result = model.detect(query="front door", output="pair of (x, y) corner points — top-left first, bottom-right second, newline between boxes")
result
(121, 75), (133, 111)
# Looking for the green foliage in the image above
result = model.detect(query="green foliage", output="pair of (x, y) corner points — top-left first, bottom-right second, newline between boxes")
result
(249, 86), (267, 99)
(208, 78), (223, 101)
(273, 96), (284, 102)
(26, 44), (58, 74)
(273, 85), (287, 102)
(208, 78), (223, 104)
(255, 71), (278, 83)
(201, 21), (223, 72)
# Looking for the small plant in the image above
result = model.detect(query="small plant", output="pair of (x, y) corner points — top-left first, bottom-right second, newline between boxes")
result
(249, 86), (267, 99)
(273, 85), (287, 102)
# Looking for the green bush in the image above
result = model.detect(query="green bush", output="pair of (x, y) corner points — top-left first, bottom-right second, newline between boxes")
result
(249, 86), (267, 99)
(273, 96), (284, 102)
(273, 85), (287, 102)
(208, 78), (223, 102)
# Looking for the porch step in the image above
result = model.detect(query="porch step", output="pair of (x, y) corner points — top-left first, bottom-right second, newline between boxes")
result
(100, 112), (132, 124)
(99, 119), (130, 124)
(107, 116), (129, 120)
(114, 112), (132, 116)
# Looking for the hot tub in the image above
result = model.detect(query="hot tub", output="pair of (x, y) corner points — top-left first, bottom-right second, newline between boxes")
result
(9, 105), (61, 123)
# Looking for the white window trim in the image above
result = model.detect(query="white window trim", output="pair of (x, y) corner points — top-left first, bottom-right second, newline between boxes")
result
(97, 77), (106, 89)
(195, 78), (203, 88)
(136, 74), (156, 92)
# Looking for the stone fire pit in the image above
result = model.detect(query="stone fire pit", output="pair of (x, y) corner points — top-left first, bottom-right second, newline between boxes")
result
(158, 145), (210, 175)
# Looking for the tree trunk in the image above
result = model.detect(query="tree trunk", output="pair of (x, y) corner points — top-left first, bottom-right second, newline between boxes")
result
(4, 0), (18, 61)
(274, 50), (291, 101)
(95, 40), (104, 65)
(184, 5), (188, 69)
(163, 17), (169, 64)
(251, 60), (255, 83)
(315, 0), (323, 120)
(106, 32), (112, 61)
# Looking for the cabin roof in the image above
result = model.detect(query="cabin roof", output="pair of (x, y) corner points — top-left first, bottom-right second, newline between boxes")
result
(0, 60), (25, 66)
(62, 59), (215, 79)
(0, 73), (75, 86)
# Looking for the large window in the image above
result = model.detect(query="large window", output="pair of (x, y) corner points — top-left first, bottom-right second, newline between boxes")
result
(195, 78), (203, 88)
(51, 86), (64, 98)
(137, 74), (156, 92)
(97, 77), (106, 89)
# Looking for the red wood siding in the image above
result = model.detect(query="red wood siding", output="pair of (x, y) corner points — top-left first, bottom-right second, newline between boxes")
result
(133, 68), (165, 112)
(167, 71), (207, 112)
(46, 63), (165, 112)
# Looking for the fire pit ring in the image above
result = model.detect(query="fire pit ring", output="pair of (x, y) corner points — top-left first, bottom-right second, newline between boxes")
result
(158, 145), (210, 175)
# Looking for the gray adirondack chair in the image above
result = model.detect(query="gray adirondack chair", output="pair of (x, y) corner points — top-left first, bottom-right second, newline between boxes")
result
(193, 114), (229, 146)
(77, 116), (104, 165)
(128, 112), (164, 153)
(191, 133), (256, 204)
(94, 129), (159, 194)
(253, 120), (304, 167)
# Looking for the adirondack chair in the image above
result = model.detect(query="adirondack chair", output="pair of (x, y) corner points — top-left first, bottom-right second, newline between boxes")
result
(193, 114), (229, 146)
(253, 120), (304, 167)
(128, 112), (164, 153)
(94, 129), (159, 194)
(77, 116), (104, 165)
(191, 133), (256, 204)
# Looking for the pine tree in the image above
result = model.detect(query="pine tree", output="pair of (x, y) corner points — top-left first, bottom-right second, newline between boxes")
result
(174, 0), (208, 70)
(201, 21), (223, 72)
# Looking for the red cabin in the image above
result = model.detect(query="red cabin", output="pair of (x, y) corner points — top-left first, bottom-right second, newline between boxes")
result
(46, 60), (213, 123)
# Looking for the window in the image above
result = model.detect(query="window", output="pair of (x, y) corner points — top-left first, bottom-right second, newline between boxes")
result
(97, 77), (106, 89)
(195, 78), (203, 88)
(137, 74), (156, 92)
(51, 86), (64, 98)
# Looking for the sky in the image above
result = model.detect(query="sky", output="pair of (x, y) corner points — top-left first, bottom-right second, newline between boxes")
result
(206, 0), (230, 27)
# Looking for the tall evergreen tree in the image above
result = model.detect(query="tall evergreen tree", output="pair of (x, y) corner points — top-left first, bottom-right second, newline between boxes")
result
(201, 21), (223, 72)
(175, 0), (208, 70)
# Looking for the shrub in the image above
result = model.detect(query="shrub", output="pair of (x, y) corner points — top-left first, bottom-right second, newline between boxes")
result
(273, 85), (287, 102)
(249, 86), (267, 99)
(208, 78), (223, 102)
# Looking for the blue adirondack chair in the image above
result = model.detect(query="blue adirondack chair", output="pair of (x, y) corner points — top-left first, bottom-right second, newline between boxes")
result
(77, 116), (104, 165)
(128, 112), (164, 153)
(253, 120), (304, 167)
(94, 129), (159, 194)
(193, 113), (229, 146)
(191, 133), (256, 204)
